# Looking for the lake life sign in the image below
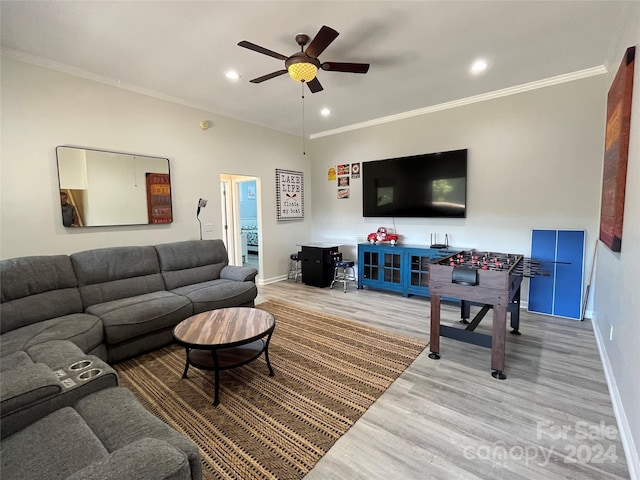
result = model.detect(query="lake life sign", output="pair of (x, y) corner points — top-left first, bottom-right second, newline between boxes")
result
(276, 169), (304, 220)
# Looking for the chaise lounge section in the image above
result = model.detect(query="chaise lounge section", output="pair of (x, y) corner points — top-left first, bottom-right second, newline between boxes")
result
(2, 385), (202, 480)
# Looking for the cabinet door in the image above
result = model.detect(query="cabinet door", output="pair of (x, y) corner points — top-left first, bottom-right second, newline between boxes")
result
(361, 250), (380, 281)
(382, 252), (402, 285)
(409, 254), (430, 289)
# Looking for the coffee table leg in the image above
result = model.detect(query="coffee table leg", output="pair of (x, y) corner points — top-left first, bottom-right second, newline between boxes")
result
(212, 350), (220, 406)
(264, 332), (275, 377)
(181, 348), (190, 379)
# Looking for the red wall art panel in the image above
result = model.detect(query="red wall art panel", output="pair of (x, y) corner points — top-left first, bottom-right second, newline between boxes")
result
(599, 46), (635, 252)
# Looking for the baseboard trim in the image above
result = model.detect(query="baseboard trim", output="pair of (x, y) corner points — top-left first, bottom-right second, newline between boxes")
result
(257, 275), (288, 286)
(592, 313), (639, 480)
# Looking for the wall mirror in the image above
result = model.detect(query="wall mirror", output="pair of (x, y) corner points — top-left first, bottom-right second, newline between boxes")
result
(56, 146), (172, 227)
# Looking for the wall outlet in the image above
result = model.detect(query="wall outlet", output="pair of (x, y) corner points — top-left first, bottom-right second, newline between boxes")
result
(204, 223), (213, 232)
(609, 325), (613, 341)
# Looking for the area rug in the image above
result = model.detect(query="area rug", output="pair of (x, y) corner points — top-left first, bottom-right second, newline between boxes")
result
(114, 300), (426, 480)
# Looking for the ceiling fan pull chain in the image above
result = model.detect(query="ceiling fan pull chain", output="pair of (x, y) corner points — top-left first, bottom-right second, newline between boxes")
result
(301, 82), (306, 155)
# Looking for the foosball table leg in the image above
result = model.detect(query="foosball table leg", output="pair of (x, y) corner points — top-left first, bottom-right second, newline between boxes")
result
(491, 305), (508, 380)
(509, 288), (521, 335)
(429, 294), (442, 361)
(460, 300), (471, 325)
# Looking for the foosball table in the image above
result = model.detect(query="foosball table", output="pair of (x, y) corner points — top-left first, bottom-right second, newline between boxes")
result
(428, 250), (548, 379)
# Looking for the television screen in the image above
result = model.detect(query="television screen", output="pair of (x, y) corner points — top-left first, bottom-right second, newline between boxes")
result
(362, 149), (467, 218)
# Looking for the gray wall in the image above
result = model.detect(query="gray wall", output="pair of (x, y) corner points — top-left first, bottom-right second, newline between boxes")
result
(308, 75), (606, 309)
(0, 58), (313, 283)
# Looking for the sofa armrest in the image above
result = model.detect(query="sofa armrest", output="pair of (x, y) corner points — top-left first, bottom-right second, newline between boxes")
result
(65, 437), (193, 480)
(1, 363), (62, 416)
(220, 265), (258, 282)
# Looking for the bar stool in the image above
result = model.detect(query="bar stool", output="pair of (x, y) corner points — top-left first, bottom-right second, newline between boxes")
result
(330, 260), (356, 292)
(287, 252), (302, 281)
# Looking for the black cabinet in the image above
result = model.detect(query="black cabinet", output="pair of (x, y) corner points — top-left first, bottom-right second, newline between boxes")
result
(300, 244), (342, 288)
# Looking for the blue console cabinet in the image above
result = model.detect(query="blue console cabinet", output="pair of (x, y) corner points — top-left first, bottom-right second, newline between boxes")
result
(357, 243), (454, 298)
(528, 230), (585, 320)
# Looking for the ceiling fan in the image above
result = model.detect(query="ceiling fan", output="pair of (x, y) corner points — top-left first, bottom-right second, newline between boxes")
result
(238, 25), (370, 93)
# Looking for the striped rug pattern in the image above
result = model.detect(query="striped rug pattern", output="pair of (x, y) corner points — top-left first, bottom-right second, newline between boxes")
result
(114, 300), (426, 480)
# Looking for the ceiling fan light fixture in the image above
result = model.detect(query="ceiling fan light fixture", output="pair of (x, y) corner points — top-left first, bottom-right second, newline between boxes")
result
(287, 61), (318, 83)
(285, 54), (320, 83)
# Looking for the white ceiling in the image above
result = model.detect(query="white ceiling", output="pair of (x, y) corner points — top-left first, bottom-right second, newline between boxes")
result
(0, 1), (632, 137)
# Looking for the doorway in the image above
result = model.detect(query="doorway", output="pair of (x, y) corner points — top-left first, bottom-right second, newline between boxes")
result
(219, 174), (260, 270)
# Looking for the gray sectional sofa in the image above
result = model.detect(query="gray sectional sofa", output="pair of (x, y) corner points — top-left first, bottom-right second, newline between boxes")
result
(0, 239), (258, 480)
(1, 239), (258, 363)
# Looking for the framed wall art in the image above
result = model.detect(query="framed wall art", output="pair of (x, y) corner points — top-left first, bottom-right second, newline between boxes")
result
(276, 168), (304, 220)
(599, 46), (635, 252)
(146, 173), (173, 224)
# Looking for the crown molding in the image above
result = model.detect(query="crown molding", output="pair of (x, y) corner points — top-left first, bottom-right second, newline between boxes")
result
(1, 48), (207, 112)
(310, 66), (607, 139)
(3, 48), (606, 141)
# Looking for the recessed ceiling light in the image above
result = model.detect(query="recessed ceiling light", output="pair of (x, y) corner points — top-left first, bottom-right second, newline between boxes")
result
(470, 59), (488, 74)
(320, 108), (331, 117)
(225, 70), (240, 80)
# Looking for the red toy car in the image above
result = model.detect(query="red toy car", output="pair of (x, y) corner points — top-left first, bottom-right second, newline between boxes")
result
(367, 227), (399, 245)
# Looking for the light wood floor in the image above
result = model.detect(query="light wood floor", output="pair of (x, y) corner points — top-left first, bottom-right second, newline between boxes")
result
(256, 280), (630, 480)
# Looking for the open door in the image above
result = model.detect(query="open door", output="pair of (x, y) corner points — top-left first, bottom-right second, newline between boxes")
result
(219, 174), (260, 270)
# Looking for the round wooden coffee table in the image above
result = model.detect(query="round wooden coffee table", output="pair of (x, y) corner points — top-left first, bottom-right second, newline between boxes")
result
(173, 307), (275, 405)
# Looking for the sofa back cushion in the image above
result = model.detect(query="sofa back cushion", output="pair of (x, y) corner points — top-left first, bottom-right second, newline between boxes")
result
(70, 246), (165, 308)
(155, 240), (228, 290)
(0, 256), (84, 334)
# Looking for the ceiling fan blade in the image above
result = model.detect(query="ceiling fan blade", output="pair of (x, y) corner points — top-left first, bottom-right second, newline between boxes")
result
(305, 26), (339, 58)
(321, 62), (370, 74)
(238, 41), (288, 61)
(249, 70), (288, 83)
(306, 77), (323, 93)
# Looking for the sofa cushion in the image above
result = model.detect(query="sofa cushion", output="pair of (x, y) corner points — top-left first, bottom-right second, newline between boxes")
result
(155, 239), (228, 290)
(0, 255), (83, 334)
(171, 279), (257, 314)
(1, 362), (62, 416)
(0, 351), (32, 371)
(65, 437), (192, 480)
(25, 339), (92, 369)
(1, 407), (109, 480)
(75, 387), (202, 479)
(0, 340), (88, 372)
(71, 246), (165, 308)
(0, 313), (104, 358)
(86, 291), (192, 344)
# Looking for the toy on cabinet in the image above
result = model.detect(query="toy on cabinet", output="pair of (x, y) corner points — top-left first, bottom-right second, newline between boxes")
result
(367, 226), (399, 245)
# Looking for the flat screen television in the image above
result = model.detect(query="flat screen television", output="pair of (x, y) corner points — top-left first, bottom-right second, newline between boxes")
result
(362, 149), (467, 218)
